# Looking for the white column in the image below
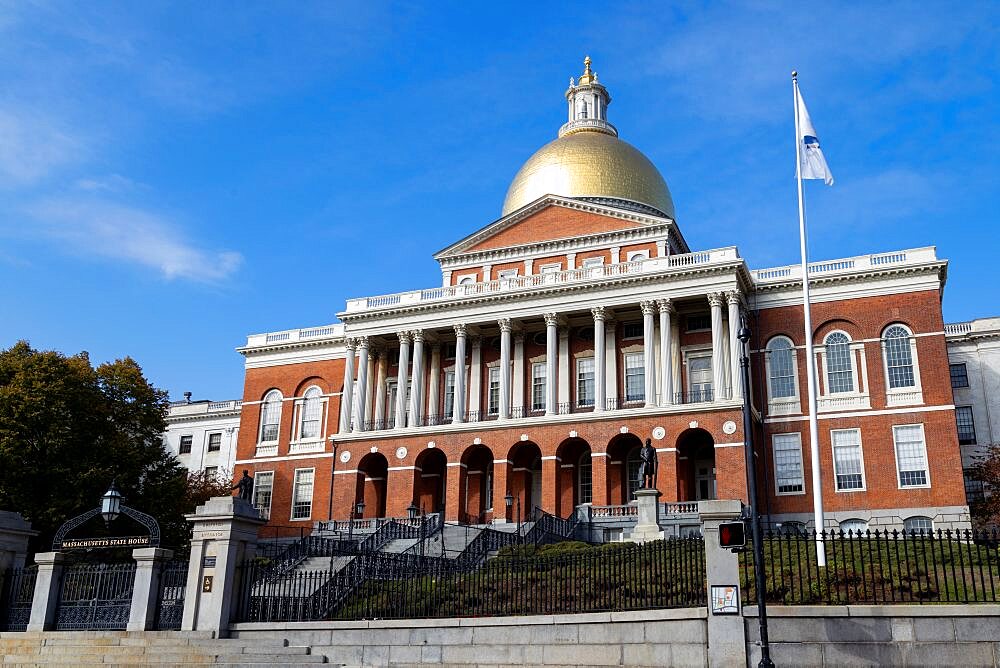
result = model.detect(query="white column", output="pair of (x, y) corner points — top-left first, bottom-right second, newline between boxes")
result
(593, 307), (607, 412)
(524, 258), (534, 276)
(339, 338), (357, 433)
(610, 246), (621, 264)
(512, 333), (525, 417)
(408, 330), (424, 427)
(453, 324), (468, 424)
(671, 316), (681, 397)
(394, 331), (411, 428)
(709, 293), (726, 400)
(727, 291), (742, 400)
(605, 317), (618, 407)
(498, 319), (513, 420)
(544, 313), (559, 415)
(469, 336), (482, 420)
(354, 336), (370, 432)
(558, 327), (570, 410)
(656, 239), (667, 257)
(365, 348), (376, 426)
(566, 252), (577, 269)
(428, 343), (442, 424)
(442, 270), (452, 287)
(641, 300), (657, 407)
(373, 349), (388, 428)
(658, 299), (674, 406)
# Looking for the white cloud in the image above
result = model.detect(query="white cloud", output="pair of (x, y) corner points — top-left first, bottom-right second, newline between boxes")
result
(0, 109), (85, 186)
(74, 174), (140, 193)
(21, 198), (242, 283)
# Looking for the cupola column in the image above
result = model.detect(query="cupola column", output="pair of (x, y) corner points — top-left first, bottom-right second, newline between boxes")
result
(709, 293), (727, 400)
(394, 332), (411, 428)
(407, 330), (425, 427)
(727, 292), (743, 400)
(353, 336), (370, 432)
(452, 325), (468, 424)
(498, 319), (513, 420)
(641, 301), (657, 407)
(658, 299), (674, 406)
(592, 307), (607, 412)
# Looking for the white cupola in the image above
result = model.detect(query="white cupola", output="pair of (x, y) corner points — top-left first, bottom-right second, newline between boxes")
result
(559, 56), (617, 138)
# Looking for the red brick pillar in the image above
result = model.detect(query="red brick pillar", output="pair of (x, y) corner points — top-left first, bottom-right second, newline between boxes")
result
(385, 467), (415, 518)
(591, 453), (609, 506)
(715, 446), (748, 502)
(656, 451), (678, 502)
(445, 464), (463, 522)
(492, 460), (510, 522)
(542, 457), (559, 515)
(558, 465), (574, 517)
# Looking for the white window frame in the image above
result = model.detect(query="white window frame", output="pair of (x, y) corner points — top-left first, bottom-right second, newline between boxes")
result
(903, 516), (934, 535)
(487, 366), (500, 415)
(206, 432), (223, 453)
(531, 362), (547, 411)
(291, 385), (327, 454)
(881, 323), (923, 407)
(253, 470), (274, 520)
(684, 349), (714, 401)
(456, 273), (477, 286)
(576, 356), (595, 407)
(624, 352), (645, 403)
(178, 434), (193, 455)
(772, 433), (805, 496)
(626, 250), (649, 262)
(443, 370), (456, 419)
(257, 390), (282, 457)
(290, 468), (315, 521)
(765, 336), (800, 415)
(817, 331), (870, 412)
(839, 518), (868, 535)
(821, 331), (858, 394)
(831, 428), (866, 492)
(892, 423), (930, 489)
(578, 451), (593, 505)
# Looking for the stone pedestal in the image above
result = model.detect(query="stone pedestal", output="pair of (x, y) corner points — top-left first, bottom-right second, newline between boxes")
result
(698, 499), (748, 668)
(627, 488), (664, 543)
(128, 547), (174, 631)
(0, 511), (37, 571)
(181, 496), (265, 634)
(26, 552), (66, 631)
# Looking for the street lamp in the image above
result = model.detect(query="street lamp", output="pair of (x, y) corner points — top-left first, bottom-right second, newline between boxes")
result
(505, 491), (521, 544)
(100, 481), (123, 526)
(408, 501), (426, 558)
(738, 316), (774, 668)
(349, 499), (366, 545)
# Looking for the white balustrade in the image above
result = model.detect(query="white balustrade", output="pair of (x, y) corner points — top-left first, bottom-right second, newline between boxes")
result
(245, 324), (345, 348)
(751, 246), (938, 284)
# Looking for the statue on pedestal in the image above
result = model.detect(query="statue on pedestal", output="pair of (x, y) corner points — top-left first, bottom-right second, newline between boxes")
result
(232, 470), (254, 502)
(638, 438), (658, 490)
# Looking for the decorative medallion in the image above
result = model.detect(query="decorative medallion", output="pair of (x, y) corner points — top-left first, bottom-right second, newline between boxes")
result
(723, 421), (737, 435)
(473, 437), (482, 445)
(689, 421), (699, 429)
(569, 430), (578, 438)
(370, 446), (378, 453)
(620, 426), (629, 434)
(652, 426), (666, 441)
(395, 447), (408, 460)
(520, 434), (529, 441)
(339, 450), (351, 463)
(427, 441), (437, 448)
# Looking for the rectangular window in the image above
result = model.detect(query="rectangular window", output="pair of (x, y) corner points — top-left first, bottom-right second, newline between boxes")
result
(253, 471), (274, 520)
(204, 466), (218, 478)
(178, 435), (192, 454)
(576, 357), (595, 407)
(686, 314), (711, 332)
(207, 432), (222, 452)
(956, 406), (977, 445)
(688, 354), (714, 401)
(965, 471), (986, 504)
(443, 343), (456, 360)
(773, 433), (804, 494)
(831, 429), (865, 491)
(625, 353), (645, 402)
(622, 321), (643, 340)
(443, 371), (455, 418)
(291, 468), (314, 520)
(950, 363), (969, 389)
(893, 424), (929, 487)
(532, 363), (547, 411)
(300, 399), (322, 439)
(488, 367), (500, 415)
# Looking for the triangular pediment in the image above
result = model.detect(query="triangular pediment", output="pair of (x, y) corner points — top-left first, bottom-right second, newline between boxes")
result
(434, 195), (677, 260)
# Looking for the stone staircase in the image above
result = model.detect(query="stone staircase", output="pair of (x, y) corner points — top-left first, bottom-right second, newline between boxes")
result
(0, 631), (327, 666)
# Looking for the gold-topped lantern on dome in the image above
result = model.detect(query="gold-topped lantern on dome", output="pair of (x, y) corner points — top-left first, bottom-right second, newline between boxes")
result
(501, 56), (675, 219)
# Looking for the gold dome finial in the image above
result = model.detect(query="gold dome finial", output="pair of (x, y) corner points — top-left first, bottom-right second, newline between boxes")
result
(578, 55), (596, 85)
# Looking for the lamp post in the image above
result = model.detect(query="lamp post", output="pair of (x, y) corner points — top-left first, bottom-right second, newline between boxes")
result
(738, 317), (774, 668)
(349, 499), (366, 545)
(407, 501), (425, 558)
(100, 481), (123, 526)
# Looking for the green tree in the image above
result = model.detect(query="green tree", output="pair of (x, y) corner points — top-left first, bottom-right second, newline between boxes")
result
(0, 341), (221, 553)
(969, 444), (1000, 528)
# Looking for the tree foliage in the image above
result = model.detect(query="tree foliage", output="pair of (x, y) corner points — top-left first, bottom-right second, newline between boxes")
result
(969, 444), (1000, 528)
(0, 341), (221, 553)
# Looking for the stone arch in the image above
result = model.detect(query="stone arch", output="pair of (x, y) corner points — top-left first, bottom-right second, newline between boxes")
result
(293, 375), (330, 396)
(555, 437), (592, 516)
(460, 443), (495, 524)
(606, 433), (643, 504)
(675, 428), (715, 502)
(413, 447), (448, 515)
(356, 452), (389, 519)
(506, 441), (543, 517)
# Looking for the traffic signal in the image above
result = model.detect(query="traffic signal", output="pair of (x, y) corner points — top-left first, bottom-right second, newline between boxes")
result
(719, 521), (747, 549)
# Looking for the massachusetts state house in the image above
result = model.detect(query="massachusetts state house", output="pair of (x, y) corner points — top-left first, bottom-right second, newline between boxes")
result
(234, 58), (970, 537)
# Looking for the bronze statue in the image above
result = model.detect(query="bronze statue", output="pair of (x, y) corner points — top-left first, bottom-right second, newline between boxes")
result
(638, 438), (658, 489)
(232, 470), (254, 502)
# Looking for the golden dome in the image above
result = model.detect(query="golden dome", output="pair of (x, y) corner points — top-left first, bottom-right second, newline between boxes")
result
(501, 130), (675, 218)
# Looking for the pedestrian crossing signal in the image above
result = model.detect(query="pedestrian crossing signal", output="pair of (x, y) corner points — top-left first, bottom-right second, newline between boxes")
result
(719, 521), (747, 549)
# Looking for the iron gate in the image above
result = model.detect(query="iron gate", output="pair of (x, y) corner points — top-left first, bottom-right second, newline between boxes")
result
(55, 562), (136, 630)
(0, 566), (37, 631)
(154, 560), (188, 630)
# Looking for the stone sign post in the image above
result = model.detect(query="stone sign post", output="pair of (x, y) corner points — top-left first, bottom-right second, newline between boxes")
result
(181, 496), (265, 634)
(699, 499), (748, 668)
(127, 547), (174, 631)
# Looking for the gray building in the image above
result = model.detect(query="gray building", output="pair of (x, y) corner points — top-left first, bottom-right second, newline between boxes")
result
(162, 394), (241, 481)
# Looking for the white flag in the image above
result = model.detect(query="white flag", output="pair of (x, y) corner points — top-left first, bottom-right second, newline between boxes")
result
(797, 89), (834, 185)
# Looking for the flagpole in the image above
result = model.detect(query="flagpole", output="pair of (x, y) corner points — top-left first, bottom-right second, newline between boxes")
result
(793, 71), (827, 567)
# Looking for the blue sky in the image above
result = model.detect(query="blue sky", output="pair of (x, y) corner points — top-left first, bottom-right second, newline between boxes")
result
(1, 2), (997, 401)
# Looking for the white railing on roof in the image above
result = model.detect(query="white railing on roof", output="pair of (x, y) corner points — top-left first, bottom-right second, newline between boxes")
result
(751, 247), (937, 284)
(344, 247), (739, 314)
(944, 322), (973, 335)
(245, 323), (345, 348)
(207, 400), (243, 412)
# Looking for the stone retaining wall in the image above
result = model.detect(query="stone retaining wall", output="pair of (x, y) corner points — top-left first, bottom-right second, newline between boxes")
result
(744, 604), (1000, 667)
(230, 608), (708, 667)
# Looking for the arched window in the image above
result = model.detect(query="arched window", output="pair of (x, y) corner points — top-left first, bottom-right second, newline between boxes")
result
(578, 452), (593, 505)
(883, 324), (916, 389)
(259, 390), (282, 443)
(299, 386), (323, 440)
(626, 250), (649, 262)
(824, 332), (854, 394)
(903, 516), (933, 535)
(766, 337), (796, 399)
(839, 518), (868, 536)
(778, 521), (806, 536)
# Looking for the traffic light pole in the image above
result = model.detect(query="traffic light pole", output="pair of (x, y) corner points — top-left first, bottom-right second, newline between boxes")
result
(738, 318), (774, 668)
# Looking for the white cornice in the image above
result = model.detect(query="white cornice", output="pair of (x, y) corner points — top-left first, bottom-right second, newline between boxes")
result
(751, 264), (945, 310)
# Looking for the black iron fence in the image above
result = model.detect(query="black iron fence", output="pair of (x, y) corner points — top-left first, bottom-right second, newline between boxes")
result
(741, 529), (1000, 605)
(0, 566), (37, 631)
(55, 561), (136, 630)
(235, 538), (705, 623)
(154, 560), (188, 630)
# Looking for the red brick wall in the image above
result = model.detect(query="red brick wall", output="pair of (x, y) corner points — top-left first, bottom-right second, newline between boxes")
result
(466, 207), (642, 252)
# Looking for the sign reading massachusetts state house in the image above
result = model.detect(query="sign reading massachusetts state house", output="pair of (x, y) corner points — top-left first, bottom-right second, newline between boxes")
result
(60, 535), (153, 550)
